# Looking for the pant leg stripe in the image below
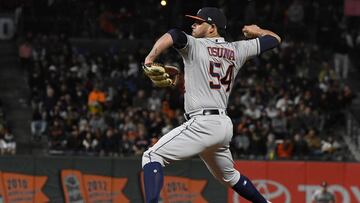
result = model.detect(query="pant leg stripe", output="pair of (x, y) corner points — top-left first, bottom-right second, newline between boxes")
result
(153, 118), (196, 153)
(149, 151), (152, 162)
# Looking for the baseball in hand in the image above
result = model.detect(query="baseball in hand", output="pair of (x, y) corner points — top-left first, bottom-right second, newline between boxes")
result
(243, 32), (251, 38)
(243, 31), (255, 38)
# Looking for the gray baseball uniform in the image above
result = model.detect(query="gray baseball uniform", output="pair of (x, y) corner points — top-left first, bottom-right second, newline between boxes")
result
(312, 190), (335, 203)
(142, 34), (260, 186)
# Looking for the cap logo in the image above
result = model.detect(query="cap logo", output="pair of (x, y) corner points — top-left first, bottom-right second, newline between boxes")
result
(207, 17), (212, 21)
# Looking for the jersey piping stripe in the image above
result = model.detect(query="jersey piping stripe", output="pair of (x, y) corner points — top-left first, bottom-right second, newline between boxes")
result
(152, 118), (197, 156)
(256, 38), (260, 55)
(149, 151), (153, 162)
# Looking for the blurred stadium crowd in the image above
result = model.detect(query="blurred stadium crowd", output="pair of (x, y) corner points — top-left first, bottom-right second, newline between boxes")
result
(5, 0), (360, 160)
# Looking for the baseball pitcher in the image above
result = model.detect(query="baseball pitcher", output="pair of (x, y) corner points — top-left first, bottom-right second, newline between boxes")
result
(142, 7), (281, 203)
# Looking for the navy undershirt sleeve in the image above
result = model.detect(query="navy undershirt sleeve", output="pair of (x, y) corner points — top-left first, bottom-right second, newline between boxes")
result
(167, 28), (187, 49)
(258, 35), (279, 53)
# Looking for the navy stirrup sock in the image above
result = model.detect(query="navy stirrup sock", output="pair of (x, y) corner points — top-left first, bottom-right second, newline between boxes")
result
(143, 162), (164, 203)
(232, 175), (267, 203)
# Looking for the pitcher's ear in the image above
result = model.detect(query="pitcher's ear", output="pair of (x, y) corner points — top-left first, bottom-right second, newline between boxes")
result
(209, 24), (216, 33)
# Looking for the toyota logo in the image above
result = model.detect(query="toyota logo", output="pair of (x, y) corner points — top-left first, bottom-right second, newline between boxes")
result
(254, 180), (291, 202)
(232, 180), (291, 203)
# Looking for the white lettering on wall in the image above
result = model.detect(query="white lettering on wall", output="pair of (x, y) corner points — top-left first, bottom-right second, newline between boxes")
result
(0, 17), (15, 40)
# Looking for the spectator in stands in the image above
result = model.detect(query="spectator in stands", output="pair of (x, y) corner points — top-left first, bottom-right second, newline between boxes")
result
(318, 62), (337, 90)
(147, 90), (162, 111)
(18, 38), (33, 70)
(31, 108), (47, 140)
(340, 85), (355, 107)
(321, 135), (341, 155)
(232, 125), (251, 158)
(161, 118), (173, 135)
(292, 133), (309, 159)
(43, 85), (57, 113)
(276, 137), (294, 159)
(266, 133), (277, 160)
(48, 119), (66, 150)
(89, 113), (107, 133)
(88, 84), (106, 114)
(333, 26), (353, 79)
(132, 89), (147, 110)
(127, 55), (139, 77)
(244, 103), (261, 120)
(81, 131), (99, 153)
(271, 111), (288, 139)
(0, 128), (16, 155)
(133, 125), (149, 156)
(305, 129), (322, 156)
(66, 125), (82, 153)
(287, 112), (304, 135)
(249, 124), (266, 157)
(276, 93), (293, 112)
(120, 132), (134, 156)
(100, 128), (119, 156)
(265, 103), (279, 119)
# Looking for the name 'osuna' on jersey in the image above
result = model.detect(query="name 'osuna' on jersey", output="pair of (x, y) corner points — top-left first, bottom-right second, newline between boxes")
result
(176, 34), (260, 113)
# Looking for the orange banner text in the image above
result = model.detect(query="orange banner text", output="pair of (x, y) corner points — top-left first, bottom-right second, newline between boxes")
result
(0, 171), (48, 203)
(61, 169), (129, 203)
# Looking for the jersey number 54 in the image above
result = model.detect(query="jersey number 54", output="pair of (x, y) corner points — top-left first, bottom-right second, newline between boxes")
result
(209, 61), (234, 92)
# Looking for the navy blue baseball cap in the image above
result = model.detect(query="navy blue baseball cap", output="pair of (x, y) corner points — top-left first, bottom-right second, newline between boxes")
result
(186, 7), (227, 29)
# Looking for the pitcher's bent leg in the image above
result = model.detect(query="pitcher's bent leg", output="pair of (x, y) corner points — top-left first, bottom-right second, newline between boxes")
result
(200, 148), (240, 187)
(142, 118), (205, 203)
(200, 148), (268, 203)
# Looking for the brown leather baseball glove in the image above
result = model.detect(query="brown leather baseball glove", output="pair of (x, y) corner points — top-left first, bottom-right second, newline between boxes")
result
(143, 63), (180, 87)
